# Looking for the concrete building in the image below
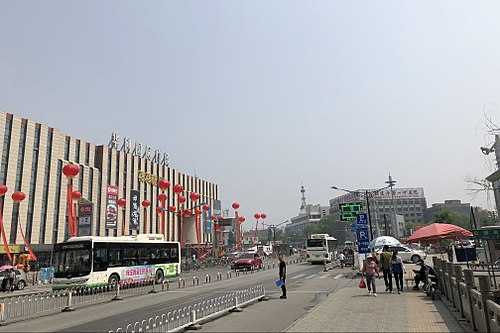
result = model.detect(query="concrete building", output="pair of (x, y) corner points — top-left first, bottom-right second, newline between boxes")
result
(423, 199), (471, 223)
(0, 111), (219, 265)
(285, 204), (330, 235)
(329, 187), (427, 238)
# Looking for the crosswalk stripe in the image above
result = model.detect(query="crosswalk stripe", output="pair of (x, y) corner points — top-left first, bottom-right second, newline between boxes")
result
(334, 274), (342, 280)
(291, 273), (306, 280)
(305, 274), (317, 280)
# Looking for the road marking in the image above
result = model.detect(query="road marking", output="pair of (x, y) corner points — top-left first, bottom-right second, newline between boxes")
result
(319, 274), (329, 279)
(334, 274), (342, 280)
(305, 274), (317, 280)
(291, 274), (306, 280)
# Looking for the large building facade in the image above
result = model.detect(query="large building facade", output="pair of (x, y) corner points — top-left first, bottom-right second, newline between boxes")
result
(0, 112), (220, 264)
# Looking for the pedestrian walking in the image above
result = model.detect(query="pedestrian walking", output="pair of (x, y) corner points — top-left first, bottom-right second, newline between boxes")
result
(338, 253), (346, 269)
(379, 245), (393, 292)
(0, 270), (7, 292)
(278, 254), (287, 299)
(8, 268), (15, 292)
(362, 256), (380, 296)
(391, 251), (405, 294)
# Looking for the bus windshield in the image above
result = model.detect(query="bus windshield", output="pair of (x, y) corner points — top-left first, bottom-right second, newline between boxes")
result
(307, 239), (324, 248)
(53, 241), (92, 278)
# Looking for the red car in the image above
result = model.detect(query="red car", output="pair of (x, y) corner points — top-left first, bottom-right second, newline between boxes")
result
(233, 252), (263, 271)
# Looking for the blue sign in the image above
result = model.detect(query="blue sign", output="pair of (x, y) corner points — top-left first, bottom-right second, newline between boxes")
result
(356, 227), (370, 254)
(356, 213), (368, 225)
(350, 224), (359, 232)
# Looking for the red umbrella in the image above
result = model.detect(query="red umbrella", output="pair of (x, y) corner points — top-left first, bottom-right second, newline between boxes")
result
(407, 223), (472, 243)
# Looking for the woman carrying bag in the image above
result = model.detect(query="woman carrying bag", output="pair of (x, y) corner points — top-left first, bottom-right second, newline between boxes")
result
(362, 256), (380, 296)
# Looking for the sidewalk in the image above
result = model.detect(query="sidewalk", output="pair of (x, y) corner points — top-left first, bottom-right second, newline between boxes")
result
(286, 277), (465, 333)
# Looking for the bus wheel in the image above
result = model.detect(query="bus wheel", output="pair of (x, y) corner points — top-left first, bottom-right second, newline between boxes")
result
(108, 274), (120, 288)
(155, 269), (164, 284)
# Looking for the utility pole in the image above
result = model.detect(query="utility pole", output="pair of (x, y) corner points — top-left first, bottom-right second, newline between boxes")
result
(385, 173), (397, 237)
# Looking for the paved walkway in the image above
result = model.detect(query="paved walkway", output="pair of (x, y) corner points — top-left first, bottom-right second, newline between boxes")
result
(286, 277), (465, 332)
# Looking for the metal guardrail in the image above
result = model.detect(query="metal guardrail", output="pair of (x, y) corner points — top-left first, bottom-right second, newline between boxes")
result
(109, 284), (266, 333)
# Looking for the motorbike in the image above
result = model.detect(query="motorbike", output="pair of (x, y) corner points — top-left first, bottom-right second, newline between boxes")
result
(423, 265), (438, 300)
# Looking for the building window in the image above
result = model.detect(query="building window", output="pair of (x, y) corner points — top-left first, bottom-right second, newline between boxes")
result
(53, 160), (63, 242)
(107, 149), (112, 186)
(27, 126), (41, 243)
(64, 137), (70, 160)
(75, 140), (80, 164)
(39, 130), (53, 243)
(0, 116), (12, 186)
(11, 121), (27, 243)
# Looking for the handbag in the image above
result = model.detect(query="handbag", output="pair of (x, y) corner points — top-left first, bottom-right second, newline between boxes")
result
(275, 279), (285, 287)
(359, 277), (366, 289)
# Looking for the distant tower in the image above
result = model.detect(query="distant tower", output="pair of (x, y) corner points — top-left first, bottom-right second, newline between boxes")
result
(300, 183), (307, 214)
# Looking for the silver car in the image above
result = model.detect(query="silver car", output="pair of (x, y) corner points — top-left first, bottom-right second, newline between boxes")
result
(0, 269), (27, 290)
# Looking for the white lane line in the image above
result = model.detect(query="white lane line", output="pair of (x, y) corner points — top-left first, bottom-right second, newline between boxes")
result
(290, 273), (306, 280)
(305, 274), (317, 280)
(334, 274), (342, 280)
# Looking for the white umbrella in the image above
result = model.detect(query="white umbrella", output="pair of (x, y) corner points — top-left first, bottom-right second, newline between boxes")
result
(368, 236), (401, 248)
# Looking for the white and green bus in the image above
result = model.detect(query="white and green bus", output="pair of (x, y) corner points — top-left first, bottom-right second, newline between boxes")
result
(306, 233), (338, 264)
(52, 234), (180, 290)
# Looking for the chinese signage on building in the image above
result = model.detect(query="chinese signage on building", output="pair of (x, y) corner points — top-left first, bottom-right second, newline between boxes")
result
(78, 203), (93, 236)
(105, 186), (118, 229)
(130, 190), (140, 230)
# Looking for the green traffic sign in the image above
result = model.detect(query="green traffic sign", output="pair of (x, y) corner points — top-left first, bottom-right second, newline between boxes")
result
(472, 229), (500, 240)
(339, 202), (363, 222)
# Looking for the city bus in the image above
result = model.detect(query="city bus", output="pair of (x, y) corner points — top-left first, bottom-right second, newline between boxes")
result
(306, 234), (338, 264)
(52, 234), (180, 290)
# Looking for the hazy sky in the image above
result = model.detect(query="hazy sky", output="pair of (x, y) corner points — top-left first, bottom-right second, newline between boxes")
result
(2, 1), (500, 230)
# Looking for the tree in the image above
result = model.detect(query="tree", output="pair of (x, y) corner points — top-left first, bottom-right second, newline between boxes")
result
(432, 210), (469, 230)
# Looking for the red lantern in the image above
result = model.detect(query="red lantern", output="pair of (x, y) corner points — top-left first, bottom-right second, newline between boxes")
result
(173, 184), (183, 194)
(239, 216), (246, 223)
(72, 191), (82, 201)
(254, 213), (261, 220)
(156, 207), (163, 214)
(217, 215), (223, 220)
(158, 193), (167, 202)
(0, 185), (7, 196)
(232, 202), (239, 210)
(178, 196), (186, 204)
(62, 164), (79, 179)
(157, 180), (171, 191)
(12, 191), (25, 203)
(142, 200), (150, 208)
(189, 192), (200, 201)
(202, 204), (210, 211)
(183, 209), (192, 217)
(210, 215), (216, 221)
(261, 213), (267, 219)
(194, 209), (202, 215)
(117, 198), (127, 207)
(168, 206), (176, 213)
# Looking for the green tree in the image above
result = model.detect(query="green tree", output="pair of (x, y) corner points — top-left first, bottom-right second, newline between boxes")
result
(433, 210), (470, 229)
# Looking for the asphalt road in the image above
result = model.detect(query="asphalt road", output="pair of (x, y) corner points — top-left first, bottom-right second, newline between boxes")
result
(0, 257), (346, 332)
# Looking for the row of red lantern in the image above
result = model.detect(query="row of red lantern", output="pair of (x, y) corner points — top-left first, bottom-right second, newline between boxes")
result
(0, 186), (38, 263)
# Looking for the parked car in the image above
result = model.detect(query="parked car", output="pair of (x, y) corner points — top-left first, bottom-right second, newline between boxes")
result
(233, 252), (263, 271)
(376, 245), (427, 263)
(0, 269), (27, 290)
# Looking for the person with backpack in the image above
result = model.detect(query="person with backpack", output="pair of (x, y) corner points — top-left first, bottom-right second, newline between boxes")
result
(391, 251), (405, 294)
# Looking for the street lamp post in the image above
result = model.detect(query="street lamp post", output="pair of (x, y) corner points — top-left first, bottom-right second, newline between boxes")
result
(385, 173), (397, 238)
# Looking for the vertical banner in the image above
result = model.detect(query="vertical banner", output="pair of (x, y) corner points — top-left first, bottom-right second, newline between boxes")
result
(130, 190), (140, 230)
(78, 203), (93, 236)
(205, 209), (212, 234)
(105, 186), (119, 229)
